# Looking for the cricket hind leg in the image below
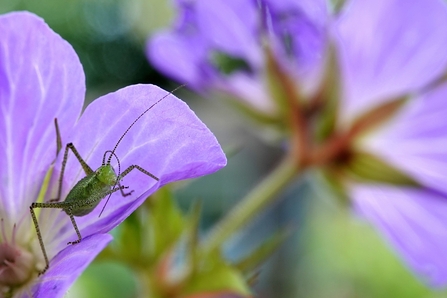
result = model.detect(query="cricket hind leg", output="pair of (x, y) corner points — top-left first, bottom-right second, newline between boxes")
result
(51, 142), (95, 202)
(29, 201), (65, 275)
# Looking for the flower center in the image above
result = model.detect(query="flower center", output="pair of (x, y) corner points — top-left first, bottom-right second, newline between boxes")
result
(0, 242), (34, 287)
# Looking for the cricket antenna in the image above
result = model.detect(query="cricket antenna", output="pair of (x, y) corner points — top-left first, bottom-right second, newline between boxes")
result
(107, 84), (186, 165)
(99, 150), (122, 217)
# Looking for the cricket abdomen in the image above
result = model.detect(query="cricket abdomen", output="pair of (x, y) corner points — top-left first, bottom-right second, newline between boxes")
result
(64, 174), (111, 217)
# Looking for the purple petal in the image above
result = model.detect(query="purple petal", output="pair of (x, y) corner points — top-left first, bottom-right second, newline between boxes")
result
(262, 0), (328, 94)
(352, 185), (447, 286)
(0, 12), (84, 219)
(195, 0), (262, 68)
(31, 234), (111, 298)
(216, 73), (275, 113)
(147, 31), (208, 89)
(53, 84), (226, 238)
(360, 82), (447, 195)
(263, 0), (328, 28)
(334, 0), (447, 121)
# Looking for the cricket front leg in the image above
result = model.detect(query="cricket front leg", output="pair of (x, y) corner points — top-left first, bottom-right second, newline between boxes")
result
(118, 180), (134, 197)
(118, 165), (159, 182)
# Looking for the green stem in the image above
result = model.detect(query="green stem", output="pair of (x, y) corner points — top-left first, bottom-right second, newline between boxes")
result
(202, 154), (302, 253)
(137, 270), (153, 298)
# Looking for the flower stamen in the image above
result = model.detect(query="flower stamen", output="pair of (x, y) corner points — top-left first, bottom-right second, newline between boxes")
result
(0, 219), (35, 291)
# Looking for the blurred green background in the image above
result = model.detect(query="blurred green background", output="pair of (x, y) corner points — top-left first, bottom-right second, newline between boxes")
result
(1, 0), (446, 297)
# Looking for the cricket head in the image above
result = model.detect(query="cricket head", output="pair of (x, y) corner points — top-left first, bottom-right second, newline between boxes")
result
(96, 164), (117, 186)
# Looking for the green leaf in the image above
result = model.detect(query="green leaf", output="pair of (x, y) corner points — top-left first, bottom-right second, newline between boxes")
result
(318, 169), (350, 206)
(211, 51), (251, 75)
(345, 151), (420, 186)
(184, 253), (251, 296)
(187, 201), (202, 271)
(148, 187), (186, 259)
(182, 291), (247, 298)
(235, 229), (290, 274)
(350, 96), (408, 137)
(331, 0), (347, 13)
(116, 211), (144, 262)
(264, 47), (302, 120)
(313, 44), (342, 142)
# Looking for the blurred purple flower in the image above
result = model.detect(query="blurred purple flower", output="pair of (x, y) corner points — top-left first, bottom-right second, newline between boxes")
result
(147, 0), (328, 113)
(147, 0), (447, 287)
(0, 11), (226, 297)
(335, 0), (447, 286)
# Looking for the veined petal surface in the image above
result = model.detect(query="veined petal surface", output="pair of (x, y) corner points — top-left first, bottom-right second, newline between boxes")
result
(32, 234), (111, 297)
(0, 12), (84, 221)
(335, 0), (447, 123)
(352, 185), (447, 286)
(52, 84), (226, 242)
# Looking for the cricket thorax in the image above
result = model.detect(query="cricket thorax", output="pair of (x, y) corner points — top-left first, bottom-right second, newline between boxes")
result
(64, 173), (113, 217)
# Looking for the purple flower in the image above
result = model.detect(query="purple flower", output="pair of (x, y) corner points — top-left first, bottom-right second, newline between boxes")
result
(334, 0), (447, 286)
(0, 11), (226, 297)
(147, 0), (328, 114)
(147, 0), (447, 287)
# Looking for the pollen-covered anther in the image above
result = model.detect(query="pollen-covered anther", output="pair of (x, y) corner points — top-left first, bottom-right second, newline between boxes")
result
(0, 242), (34, 287)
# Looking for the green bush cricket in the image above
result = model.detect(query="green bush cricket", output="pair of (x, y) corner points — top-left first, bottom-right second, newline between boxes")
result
(29, 85), (184, 275)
